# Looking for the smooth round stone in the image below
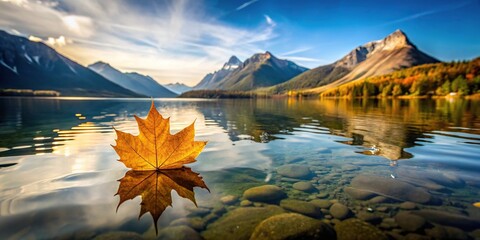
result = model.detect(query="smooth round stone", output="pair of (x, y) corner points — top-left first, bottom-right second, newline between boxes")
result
(344, 187), (377, 200)
(399, 201), (417, 210)
(158, 226), (202, 240)
(280, 199), (323, 218)
(293, 181), (315, 192)
(316, 192), (329, 198)
(379, 218), (397, 229)
(201, 206), (286, 240)
(240, 200), (253, 207)
(394, 212), (426, 232)
(307, 195), (318, 200)
(357, 212), (382, 224)
(251, 213), (336, 240)
(277, 164), (312, 179)
(376, 206), (389, 212)
(335, 218), (388, 240)
(243, 185), (286, 203)
(93, 231), (143, 240)
(412, 209), (480, 230)
(329, 203), (351, 220)
(310, 199), (333, 209)
(220, 195), (239, 205)
(350, 175), (433, 204)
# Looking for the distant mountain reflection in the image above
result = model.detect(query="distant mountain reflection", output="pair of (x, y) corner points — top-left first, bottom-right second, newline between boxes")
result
(0, 97), (479, 163)
(197, 98), (480, 161)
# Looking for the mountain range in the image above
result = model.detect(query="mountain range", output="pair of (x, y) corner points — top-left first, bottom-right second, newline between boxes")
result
(0, 30), (140, 97)
(193, 30), (439, 94)
(0, 30), (177, 97)
(0, 29), (444, 97)
(264, 30), (438, 93)
(195, 53), (308, 91)
(88, 62), (177, 97)
(164, 82), (192, 94)
(303, 30), (439, 93)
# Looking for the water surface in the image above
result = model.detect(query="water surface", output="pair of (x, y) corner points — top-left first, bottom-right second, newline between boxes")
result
(0, 97), (479, 239)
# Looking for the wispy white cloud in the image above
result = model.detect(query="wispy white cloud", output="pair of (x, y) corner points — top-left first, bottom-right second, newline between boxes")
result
(279, 56), (326, 64)
(277, 47), (324, 66)
(46, 36), (68, 47)
(385, 10), (436, 25)
(1, 0), (28, 7)
(236, 0), (259, 11)
(382, 1), (473, 26)
(0, 0), (277, 86)
(264, 15), (275, 26)
(279, 47), (312, 56)
(28, 35), (42, 42)
(29, 34), (70, 47)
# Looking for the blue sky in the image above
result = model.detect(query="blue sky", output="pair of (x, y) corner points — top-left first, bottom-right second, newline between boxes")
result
(0, 0), (479, 86)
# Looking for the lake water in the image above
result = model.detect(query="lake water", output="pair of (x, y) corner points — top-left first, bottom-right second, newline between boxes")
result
(0, 97), (479, 239)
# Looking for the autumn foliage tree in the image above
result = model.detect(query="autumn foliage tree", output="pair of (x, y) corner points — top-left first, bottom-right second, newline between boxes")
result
(321, 58), (480, 98)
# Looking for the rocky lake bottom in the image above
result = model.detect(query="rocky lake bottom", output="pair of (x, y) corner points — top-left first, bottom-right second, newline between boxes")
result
(137, 155), (480, 240)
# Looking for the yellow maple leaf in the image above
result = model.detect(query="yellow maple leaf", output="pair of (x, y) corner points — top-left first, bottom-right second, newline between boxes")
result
(112, 101), (207, 170)
(112, 101), (209, 234)
(116, 168), (209, 234)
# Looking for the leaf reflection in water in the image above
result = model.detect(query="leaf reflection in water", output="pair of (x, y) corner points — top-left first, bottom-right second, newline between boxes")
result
(115, 167), (209, 234)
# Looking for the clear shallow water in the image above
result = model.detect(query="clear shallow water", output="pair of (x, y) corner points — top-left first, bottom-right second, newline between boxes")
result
(0, 97), (479, 239)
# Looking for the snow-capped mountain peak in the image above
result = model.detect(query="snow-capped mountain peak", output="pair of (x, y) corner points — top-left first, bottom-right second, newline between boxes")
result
(195, 56), (243, 89)
(335, 29), (415, 69)
(222, 56), (242, 70)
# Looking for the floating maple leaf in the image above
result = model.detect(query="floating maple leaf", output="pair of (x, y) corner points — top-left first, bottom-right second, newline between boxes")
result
(112, 101), (209, 234)
(116, 168), (209, 234)
(112, 101), (207, 170)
